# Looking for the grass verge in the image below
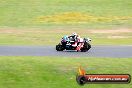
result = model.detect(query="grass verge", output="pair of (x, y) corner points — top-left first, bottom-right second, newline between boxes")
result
(0, 56), (131, 88)
(0, 28), (132, 45)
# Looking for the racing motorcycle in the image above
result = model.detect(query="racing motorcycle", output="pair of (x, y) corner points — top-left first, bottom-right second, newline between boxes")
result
(56, 35), (91, 52)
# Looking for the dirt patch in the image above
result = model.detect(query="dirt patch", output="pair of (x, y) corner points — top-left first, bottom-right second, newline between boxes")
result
(0, 28), (132, 35)
(89, 28), (132, 34)
(107, 36), (130, 39)
(0, 28), (46, 35)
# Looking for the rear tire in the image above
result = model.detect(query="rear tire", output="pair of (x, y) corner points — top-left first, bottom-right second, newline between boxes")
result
(56, 44), (64, 51)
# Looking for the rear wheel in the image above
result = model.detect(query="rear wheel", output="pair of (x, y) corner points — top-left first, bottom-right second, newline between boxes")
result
(81, 42), (91, 52)
(56, 44), (64, 51)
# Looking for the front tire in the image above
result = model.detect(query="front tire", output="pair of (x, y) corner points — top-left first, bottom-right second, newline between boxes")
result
(56, 44), (64, 51)
(81, 42), (91, 52)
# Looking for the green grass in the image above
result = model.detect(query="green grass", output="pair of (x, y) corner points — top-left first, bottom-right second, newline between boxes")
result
(0, 56), (131, 88)
(0, 0), (132, 28)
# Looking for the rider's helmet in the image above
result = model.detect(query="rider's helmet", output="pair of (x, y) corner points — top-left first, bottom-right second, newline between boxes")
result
(72, 32), (78, 38)
(72, 32), (77, 36)
(71, 32), (78, 41)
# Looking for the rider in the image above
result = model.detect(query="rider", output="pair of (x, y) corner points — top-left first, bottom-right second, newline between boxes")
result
(68, 32), (78, 42)
(68, 32), (83, 51)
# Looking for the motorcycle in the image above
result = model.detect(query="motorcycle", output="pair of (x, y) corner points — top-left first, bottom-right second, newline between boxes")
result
(56, 35), (91, 52)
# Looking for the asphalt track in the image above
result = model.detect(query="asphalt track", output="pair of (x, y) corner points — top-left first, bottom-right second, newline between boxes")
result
(0, 46), (132, 58)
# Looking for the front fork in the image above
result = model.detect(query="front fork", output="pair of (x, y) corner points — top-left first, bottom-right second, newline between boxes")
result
(76, 42), (84, 51)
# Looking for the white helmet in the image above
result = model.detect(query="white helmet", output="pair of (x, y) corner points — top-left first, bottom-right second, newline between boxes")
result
(72, 32), (77, 36)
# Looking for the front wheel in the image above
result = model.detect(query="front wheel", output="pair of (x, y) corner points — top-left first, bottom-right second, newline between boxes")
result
(81, 42), (91, 52)
(56, 44), (64, 51)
